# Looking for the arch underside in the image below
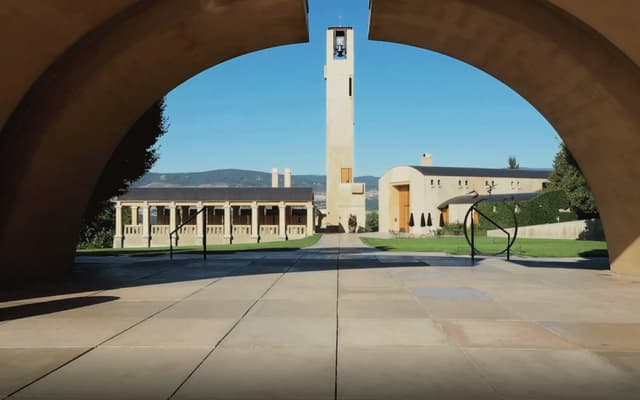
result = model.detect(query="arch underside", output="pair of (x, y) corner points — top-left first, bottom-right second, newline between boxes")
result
(369, 0), (640, 274)
(1, 0), (639, 282)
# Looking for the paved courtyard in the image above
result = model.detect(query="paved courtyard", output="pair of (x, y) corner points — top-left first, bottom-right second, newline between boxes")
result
(1, 234), (640, 399)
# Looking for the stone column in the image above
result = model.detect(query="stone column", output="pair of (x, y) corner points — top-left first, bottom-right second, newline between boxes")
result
(196, 202), (204, 241)
(306, 203), (314, 236)
(142, 202), (150, 247)
(131, 205), (138, 225)
(279, 202), (287, 239)
(113, 203), (123, 248)
(169, 202), (177, 246)
(223, 202), (231, 242)
(251, 202), (259, 241)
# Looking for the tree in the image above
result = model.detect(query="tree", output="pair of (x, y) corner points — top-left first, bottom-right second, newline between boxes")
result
(78, 98), (168, 247)
(508, 156), (520, 169)
(366, 211), (379, 232)
(548, 143), (599, 219)
(348, 214), (358, 233)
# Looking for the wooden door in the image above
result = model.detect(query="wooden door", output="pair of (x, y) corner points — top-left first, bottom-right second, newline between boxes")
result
(397, 185), (410, 232)
(341, 168), (352, 183)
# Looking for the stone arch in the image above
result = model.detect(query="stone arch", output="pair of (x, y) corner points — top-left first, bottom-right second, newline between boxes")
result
(369, 0), (640, 274)
(1, 0), (640, 281)
(0, 0), (309, 282)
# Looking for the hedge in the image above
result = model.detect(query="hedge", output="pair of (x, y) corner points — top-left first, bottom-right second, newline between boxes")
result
(477, 190), (576, 229)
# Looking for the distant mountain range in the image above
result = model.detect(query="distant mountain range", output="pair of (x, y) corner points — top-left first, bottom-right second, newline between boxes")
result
(133, 169), (379, 210)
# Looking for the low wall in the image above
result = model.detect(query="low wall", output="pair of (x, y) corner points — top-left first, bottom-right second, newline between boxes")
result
(487, 219), (604, 240)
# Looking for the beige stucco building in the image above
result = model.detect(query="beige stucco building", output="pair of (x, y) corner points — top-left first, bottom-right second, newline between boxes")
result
(113, 185), (314, 248)
(379, 154), (550, 234)
(324, 27), (366, 232)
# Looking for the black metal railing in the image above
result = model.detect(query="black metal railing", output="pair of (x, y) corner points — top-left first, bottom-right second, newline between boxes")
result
(463, 198), (518, 264)
(169, 206), (208, 260)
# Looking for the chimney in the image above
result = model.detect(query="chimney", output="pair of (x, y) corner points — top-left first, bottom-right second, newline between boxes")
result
(271, 168), (279, 188)
(284, 168), (292, 188)
(421, 153), (433, 166)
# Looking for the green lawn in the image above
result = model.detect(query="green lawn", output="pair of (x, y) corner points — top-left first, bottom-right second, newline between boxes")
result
(77, 234), (322, 257)
(361, 236), (608, 258)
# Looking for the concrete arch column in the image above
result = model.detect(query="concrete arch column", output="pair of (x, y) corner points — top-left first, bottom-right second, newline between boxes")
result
(0, 0), (309, 282)
(369, 0), (640, 274)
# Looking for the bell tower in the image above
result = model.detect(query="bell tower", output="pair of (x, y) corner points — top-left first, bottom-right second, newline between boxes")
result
(324, 27), (365, 231)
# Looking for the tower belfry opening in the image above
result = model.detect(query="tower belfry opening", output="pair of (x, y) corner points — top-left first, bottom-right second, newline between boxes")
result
(324, 27), (366, 232)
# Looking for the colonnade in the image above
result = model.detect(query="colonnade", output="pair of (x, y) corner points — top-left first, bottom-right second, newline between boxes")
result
(113, 200), (314, 248)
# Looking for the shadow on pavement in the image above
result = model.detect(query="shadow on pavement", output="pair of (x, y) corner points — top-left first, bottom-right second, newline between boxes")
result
(0, 296), (119, 321)
(510, 257), (610, 270)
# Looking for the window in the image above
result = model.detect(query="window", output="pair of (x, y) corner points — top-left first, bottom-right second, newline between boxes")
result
(458, 179), (462, 187)
(430, 179), (434, 186)
(341, 168), (352, 183)
(437, 179), (441, 187)
(348, 77), (352, 96)
(334, 30), (347, 59)
(465, 180), (468, 187)
(542, 182), (548, 190)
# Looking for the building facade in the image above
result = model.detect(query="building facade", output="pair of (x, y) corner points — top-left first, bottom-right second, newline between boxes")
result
(379, 155), (550, 234)
(324, 27), (366, 231)
(113, 187), (314, 248)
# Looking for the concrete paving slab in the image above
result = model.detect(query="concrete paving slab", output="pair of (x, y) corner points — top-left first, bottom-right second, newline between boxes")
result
(262, 284), (337, 300)
(248, 299), (335, 318)
(411, 286), (492, 300)
(156, 299), (255, 319)
(0, 317), (141, 347)
(339, 299), (429, 319)
(12, 347), (207, 400)
(418, 298), (517, 319)
(500, 299), (640, 322)
(441, 320), (576, 349)
(0, 348), (88, 398)
(187, 278), (276, 301)
(337, 346), (497, 400)
(541, 322), (640, 351)
(339, 318), (449, 347)
(37, 300), (173, 319)
(466, 348), (640, 399)
(104, 318), (236, 348)
(173, 347), (334, 400)
(339, 287), (415, 300)
(99, 282), (211, 301)
(222, 317), (335, 348)
(595, 351), (640, 375)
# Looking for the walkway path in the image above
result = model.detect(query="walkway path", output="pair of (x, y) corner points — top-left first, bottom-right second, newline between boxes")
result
(1, 234), (640, 399)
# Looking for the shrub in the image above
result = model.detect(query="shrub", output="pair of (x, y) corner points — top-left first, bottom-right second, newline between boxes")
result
(366, 211), (379, 232)
(477, 190), (576, 229)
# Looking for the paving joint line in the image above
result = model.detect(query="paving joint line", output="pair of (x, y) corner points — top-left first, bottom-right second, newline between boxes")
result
(333, 235), (341, 400)
(167, 255), (302, 400)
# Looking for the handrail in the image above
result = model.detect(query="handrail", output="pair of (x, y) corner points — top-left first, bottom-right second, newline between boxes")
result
(463, 198), (518, 265)
(169, 206), (208, 260)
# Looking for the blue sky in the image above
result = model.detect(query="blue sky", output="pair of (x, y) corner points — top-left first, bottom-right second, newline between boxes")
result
(153, 0), (561, 176)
